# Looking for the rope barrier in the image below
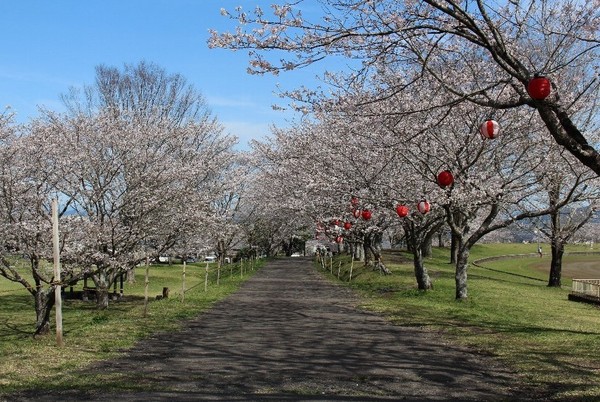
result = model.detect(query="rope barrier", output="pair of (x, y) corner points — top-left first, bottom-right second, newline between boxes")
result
(0, 259), (262, 297)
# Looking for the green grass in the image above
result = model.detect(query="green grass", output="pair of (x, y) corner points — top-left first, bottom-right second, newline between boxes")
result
(317, 244), (600, 401)
(2, 245), (599, 400)
(0, 258), (265, 393)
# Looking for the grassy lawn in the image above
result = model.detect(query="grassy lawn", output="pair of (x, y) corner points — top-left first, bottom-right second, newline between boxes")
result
(318, 243), (600, 401)
(0, 258), (264, 393)
(2, 244), (599, 400)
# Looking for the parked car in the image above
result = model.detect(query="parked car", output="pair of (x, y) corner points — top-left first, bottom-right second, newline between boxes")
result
(204, 256), (217, 262)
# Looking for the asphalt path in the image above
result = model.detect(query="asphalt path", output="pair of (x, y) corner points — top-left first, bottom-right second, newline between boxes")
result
(12, 257), (530, 401)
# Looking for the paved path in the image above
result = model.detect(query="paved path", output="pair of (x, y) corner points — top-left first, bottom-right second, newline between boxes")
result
(14, 258), (528, 401)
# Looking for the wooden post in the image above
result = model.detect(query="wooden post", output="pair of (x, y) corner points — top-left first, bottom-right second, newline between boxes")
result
(349, 257), (354, 282)
(181, 260), (186, 302)
(337, 261), (341, 279)
(112, 279), (118, 300)
(240, 258), (243, 279)
(330, 255), (333, 274)
(204, 262), (209, 292)
(143, 257), (149, 317)
(52, 199), (64, 347)
(217, 259), (221, 286)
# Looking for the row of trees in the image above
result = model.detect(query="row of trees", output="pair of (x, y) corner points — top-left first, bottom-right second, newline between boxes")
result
(211, 0), (600, 299)
(1, 1), (598, 336)
(0, 62), (256, 335)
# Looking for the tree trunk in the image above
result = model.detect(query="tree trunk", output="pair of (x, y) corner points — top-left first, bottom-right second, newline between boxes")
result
(413, 249), (432, 290)
(370, 246), (391, 275)
(367, 232), (391, 274)
(282, 238), (293, 257)
(33, 287), (55, 337)
(353, 241), (365, 262)
(422, 234), (433, 258)
(92, 271), (111, 310)
(127, 267), (136, 283)
(403, 221), (416, 254)
(450, 232), (458, 264)
(547, 199), (563, 287)
(363, 241), (371, 266)
(548, 240), (564, 287)
(455, 246), (470, 300)
(216, 239), (228, 265)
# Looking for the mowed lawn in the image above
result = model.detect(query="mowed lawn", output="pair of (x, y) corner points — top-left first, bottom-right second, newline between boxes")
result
(1, 245), (599, 400)
(319, 243), (600, 401)
(0, 258), (263, 393)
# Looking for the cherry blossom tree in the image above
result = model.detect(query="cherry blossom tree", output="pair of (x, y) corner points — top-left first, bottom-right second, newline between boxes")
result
(34, 110), (234, 309)
(240, 150), (316, 258)
(248, 107), (441, 279)
(210, 0), (600, 175)
(251, 58), (596, 300)
(529, 139), (600, 287)
(0, 63), (238, 331)
(62, 61), (209, 128)
(211, 1), (600, 298)
(0, 114), (96, 335)
(209, 154), (254, 264)
(11, 62), (234, 311)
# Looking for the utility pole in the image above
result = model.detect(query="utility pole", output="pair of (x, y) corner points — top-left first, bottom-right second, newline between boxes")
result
(52, 198), (64, 347)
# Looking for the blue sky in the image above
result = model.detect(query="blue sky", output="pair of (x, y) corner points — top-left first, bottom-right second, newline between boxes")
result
(0, 1), (338, 148)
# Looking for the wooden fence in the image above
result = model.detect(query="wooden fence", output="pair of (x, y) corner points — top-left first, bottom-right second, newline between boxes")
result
(571, 279), (600, 299)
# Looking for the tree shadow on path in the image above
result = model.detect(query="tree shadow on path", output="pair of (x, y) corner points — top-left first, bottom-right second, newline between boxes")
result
(13, 258), (534, 401)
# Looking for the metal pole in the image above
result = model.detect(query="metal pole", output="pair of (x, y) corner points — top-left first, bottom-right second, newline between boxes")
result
(52, 198), (64, 347)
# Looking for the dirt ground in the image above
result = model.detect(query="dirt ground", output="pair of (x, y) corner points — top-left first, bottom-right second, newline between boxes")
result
(10, 258), (535, 401)
(534, 253), (600, 278)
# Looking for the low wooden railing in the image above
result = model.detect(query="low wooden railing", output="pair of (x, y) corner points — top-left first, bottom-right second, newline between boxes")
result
(571, 279), (600, 299)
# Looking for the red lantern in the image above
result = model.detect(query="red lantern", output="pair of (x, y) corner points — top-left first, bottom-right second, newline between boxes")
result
(335, 235), (343, 244)
(395, 204), (409, 218)
(527, 75), (551, 100)
(352, 209), (361, 219)
(343, 221), (352, 230)
(332, 219), (341, 227)
(417, 200), (431, 214)
(479, 120), (499, 139)
(361, 209), (372, 220)
(437, 170), (454, 188)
